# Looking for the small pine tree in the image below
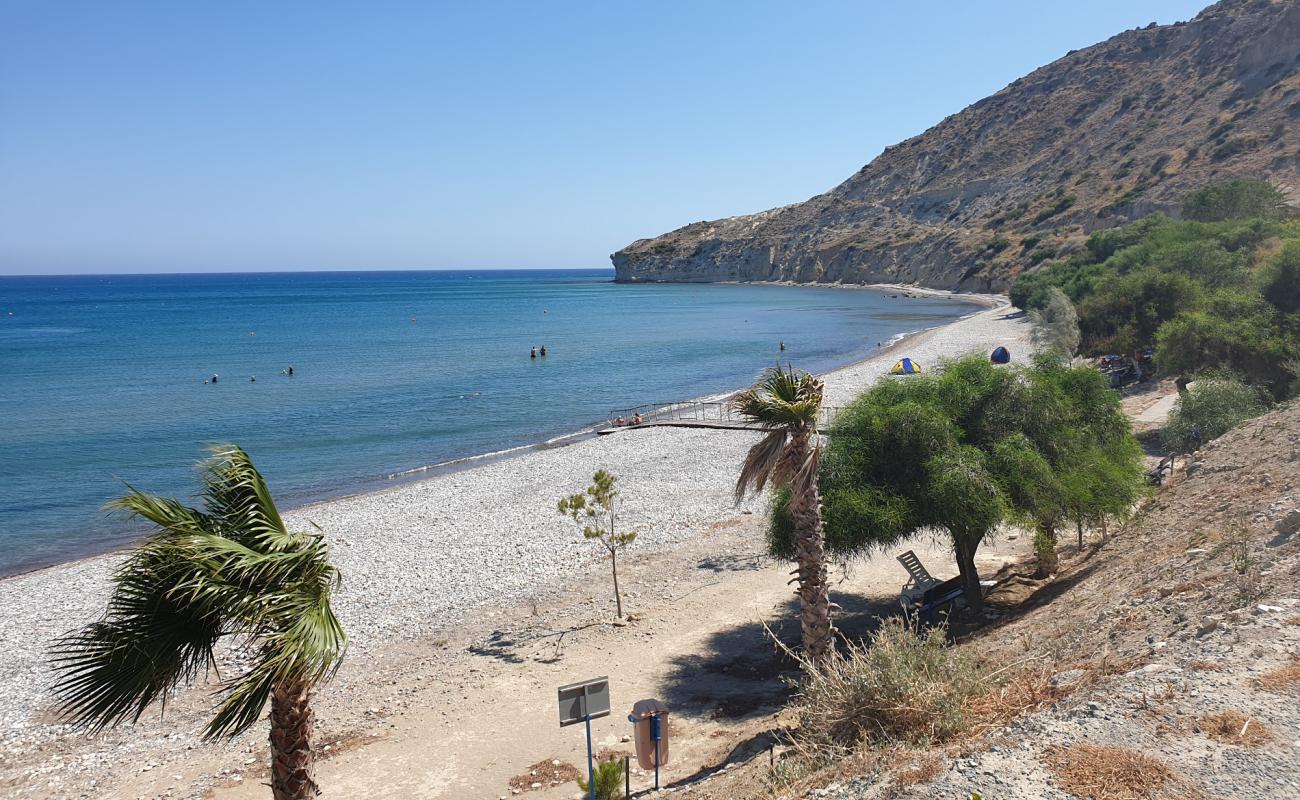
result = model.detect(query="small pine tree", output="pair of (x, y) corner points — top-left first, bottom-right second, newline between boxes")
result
(577, 757), (624, 800)
(559, 470), (637, 619)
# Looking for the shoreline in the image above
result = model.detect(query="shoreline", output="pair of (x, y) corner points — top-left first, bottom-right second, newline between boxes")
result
(0, 295), (1031, 780)
(0, 284), (992, 582)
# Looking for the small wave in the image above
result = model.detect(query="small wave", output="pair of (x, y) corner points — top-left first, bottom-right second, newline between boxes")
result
(384, 441), (539, 478)
(0, 326), (91, 338)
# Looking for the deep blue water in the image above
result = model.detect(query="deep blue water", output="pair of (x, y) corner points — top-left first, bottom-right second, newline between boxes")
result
(0, 269), (975, 574)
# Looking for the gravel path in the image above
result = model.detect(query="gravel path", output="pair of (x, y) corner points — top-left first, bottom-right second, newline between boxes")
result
(0, 299), (1031, 740)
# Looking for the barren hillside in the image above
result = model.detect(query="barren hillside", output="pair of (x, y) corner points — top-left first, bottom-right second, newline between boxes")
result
(614, 0), (1300, 291)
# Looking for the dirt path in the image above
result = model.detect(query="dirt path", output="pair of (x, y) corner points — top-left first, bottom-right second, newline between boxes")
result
(86, 516), (1030, 800)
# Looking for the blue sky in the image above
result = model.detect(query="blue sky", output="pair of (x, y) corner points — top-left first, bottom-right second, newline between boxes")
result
(0, 1), (1209, 275)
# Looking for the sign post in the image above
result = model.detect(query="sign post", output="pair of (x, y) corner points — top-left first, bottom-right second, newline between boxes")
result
(558, 677), (611, 800)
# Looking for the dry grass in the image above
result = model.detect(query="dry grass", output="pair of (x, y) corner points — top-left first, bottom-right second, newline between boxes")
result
(508, 759), (582, 793)
(1199, 709), (1274, 746)
(965, 666), (1063, 733)
(1284, 614), (1300, 626)
(893, 751), (945, 787)
(790, 619), (984, 754)
(1255, 656), (1300, 694)
(1188, 659), (1224, 672)
(1044, 743), (1176, 800)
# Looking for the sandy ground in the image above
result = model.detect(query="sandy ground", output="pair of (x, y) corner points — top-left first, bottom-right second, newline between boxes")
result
(0, 297), (1033, 800)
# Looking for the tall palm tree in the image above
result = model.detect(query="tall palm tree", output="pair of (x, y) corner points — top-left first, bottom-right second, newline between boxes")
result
(733, 364), (836, 664)
(51, 445), (346, 800)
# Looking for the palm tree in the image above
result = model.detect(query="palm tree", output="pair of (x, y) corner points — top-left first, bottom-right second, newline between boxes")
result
(733, 364), (836, 664)
(51, 445), (346, 800)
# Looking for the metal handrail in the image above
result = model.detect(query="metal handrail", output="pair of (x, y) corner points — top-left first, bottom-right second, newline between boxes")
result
(607, 399), (841, 427)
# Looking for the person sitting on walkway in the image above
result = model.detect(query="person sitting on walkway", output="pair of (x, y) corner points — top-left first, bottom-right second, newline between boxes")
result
(613, 416), (627, 427)
(631, 412), (643, 425)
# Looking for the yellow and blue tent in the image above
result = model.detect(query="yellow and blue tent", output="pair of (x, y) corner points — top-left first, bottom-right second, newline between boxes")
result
(891, 358), (922, 375)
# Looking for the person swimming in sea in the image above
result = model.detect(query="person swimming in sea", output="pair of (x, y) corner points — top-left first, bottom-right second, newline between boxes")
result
(779, 340), (785, 351)
(540, 345), (547, 357)
(211, 373), (219, 384)
(250, 376), (256, 382)
(530, 346), (537, 358)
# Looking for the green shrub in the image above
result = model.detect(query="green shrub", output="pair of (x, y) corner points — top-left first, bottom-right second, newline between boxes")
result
(1033, 528), (1059, 578)
(982, 235), (1011, 254)
(1032, 194), (1077, 225)
(1262, 241), (1300, 314)
(1163, 376), (1269, 452)
(792, 619), (983, 754)
(1182, 179), (1288, 221)
(1155, 307), (1294, 397)
(577, 757), (624, 800)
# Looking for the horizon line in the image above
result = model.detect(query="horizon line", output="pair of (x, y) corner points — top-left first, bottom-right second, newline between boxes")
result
(0, 265), (616, 279)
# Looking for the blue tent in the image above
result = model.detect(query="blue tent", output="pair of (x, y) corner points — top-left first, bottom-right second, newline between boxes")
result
(990, 346), (1011, 364)
(891, 357), (922, 375)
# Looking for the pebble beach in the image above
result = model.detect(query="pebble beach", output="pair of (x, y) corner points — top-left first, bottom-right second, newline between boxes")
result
(0, 296), (1030, 765)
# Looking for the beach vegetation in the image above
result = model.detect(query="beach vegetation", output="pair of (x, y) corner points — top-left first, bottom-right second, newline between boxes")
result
(733, 363), (836, 664)
(790, 618), (982, 755)
(1180, 179), (1289, 222)
(1010, 179), (1300, 400)
(50, 445), (346, 800)
(775, 355), (1142, 613)
(1164, 375), (1270, 452)
(576, 757), (625, 800)
(1028, 286), (1080, 356)
(558, 469), (637, 620)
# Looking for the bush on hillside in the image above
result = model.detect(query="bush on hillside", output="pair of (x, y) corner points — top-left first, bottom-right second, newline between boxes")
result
(1010, 180), (1300, 400)
(1262, 241), (1300, 314)
(1163, 376), (1270, 453)
(792, 619), (983, 754)
(1155, 305), (1294, 397)
(1029, 286), (1081, 356)
(1182, 179), (1291, 222)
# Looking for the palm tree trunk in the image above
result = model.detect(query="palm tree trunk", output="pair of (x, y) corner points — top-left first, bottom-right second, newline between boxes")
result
(786, 435), (835, 664)
(270, 681), (318, 800)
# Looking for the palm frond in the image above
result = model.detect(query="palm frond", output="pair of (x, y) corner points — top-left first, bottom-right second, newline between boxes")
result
(732, 364), (823, 428)
(200, 445), (292, 549)
(735, 429), (789, 503)
(52, 446), (347, 739)
(51, 541), (224, 731)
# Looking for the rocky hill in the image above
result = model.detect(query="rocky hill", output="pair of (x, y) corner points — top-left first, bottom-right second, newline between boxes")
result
(613, 0), (1300, 291)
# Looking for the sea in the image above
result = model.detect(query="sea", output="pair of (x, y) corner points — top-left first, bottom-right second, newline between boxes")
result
(0, 269), (977, 575)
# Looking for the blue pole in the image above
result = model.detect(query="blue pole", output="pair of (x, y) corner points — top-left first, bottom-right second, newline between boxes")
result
(585, 713), (595, 800)
(651, 714), (661, 790)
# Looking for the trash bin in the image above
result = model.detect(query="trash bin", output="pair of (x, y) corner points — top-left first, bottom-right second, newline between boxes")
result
(628, 699), (669, 771)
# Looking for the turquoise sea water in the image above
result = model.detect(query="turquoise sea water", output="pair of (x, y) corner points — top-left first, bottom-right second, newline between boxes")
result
(0, 270), (975, 574)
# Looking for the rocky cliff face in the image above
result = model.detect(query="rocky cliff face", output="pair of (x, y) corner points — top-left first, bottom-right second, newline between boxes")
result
(613, 0), (1300, 290)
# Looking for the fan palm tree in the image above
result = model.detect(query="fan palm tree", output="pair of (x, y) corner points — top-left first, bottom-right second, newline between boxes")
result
(733, 364), (835, 663)
(51, 445), (346, 800)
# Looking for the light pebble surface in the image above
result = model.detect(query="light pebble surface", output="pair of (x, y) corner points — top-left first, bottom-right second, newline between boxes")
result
(0, 297), (1030, 734)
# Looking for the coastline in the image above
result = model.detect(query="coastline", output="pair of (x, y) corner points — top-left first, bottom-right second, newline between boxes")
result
(0, 295), (1032, 799)
(0, 297), (1027, 723)
(0, 283), (992, 582)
